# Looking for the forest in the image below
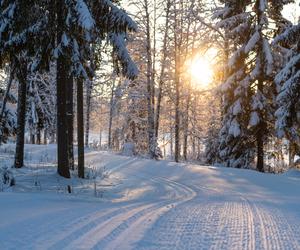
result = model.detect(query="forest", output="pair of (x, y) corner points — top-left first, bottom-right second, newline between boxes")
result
(1, 1), (300, 249)
(1, 0), (299, 177)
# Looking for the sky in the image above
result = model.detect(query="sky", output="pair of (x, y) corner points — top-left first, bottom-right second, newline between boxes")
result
(283, 0), (300, 24)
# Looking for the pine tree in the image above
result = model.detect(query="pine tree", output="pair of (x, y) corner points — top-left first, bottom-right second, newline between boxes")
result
(274, 22), (300, 148)
(216, 0), (292, 170)
(247, 0), (293, 171)
(215, 1), (255, 168)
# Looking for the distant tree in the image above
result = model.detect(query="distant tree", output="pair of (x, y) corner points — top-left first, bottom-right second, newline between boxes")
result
(27, 67), (56, 145)
(0, 73), (17, 144)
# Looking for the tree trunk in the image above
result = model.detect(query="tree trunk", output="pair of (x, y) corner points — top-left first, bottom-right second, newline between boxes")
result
(56, 53), (71, 178)
(85, 80), (92, 147)
(173, 2), (182, 163)
(154, 0), (171, 139)
(14, 65), (27, 168)
(183, 94), (190, 161)
(99, 129), (102, 149)
(108, 79), (116, 149)
(170, 126), (173, 158)
(288, 143), (295, 168)
(67, 78), (74, 170)
(256, 2), (265, 173)
(151, 0), (157, 109)
(50, 133), (55, 144)
(256, 127), (264, 172)
(174, 54), (180, 162)
(192, 134), (196, 160)
(56, 0), (70, 178)
(44, 130), (47, 145)
(77, 78), (85, 178)
(30, 132), (35, 144)
(145, 1), (156, 159)
(0, 66), (15, 144)
(99, 104), (102, 149)
(36, 128), (41, 145)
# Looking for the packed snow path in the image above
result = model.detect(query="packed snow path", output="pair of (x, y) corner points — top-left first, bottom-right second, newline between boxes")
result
(1, 146), (300, 250)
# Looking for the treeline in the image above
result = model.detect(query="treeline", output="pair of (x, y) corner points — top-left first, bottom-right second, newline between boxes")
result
(0, 0), (299, 175)
(109, 0), (300, 172)
(99, 0), (221, 162)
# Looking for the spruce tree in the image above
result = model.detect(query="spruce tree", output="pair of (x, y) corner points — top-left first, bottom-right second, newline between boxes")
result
(274, 22), (300, 147)
(216, 0), (292, 170)
(216, 0), (255, 168)
(247, 0), (293, 171)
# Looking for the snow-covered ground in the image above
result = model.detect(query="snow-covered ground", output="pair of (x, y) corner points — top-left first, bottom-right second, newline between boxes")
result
(0, 144), (300, 250)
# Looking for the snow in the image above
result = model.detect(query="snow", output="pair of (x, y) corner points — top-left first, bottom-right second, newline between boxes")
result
(212, 6), (230, 20)
(0, 144), (300, 249)
(275, 53), (300, 84)
(228, 48), (243, 68)
(62, 33), (69, 46)
(75, 0), (95, 30)
(109, 33), (139, 80)
(229, 118), (241, 137)
(122, 142), (136, 156)
(262, 38), (273, 75)
(273, 24), (300, 45)
(232, 99), (242, 115)
(245, 31), (260, 54)
(249, 111), (260, 126)
(259, 0), (268, 12)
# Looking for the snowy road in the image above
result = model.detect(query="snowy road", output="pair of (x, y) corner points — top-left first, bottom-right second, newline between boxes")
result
(1, 147), (300, 250)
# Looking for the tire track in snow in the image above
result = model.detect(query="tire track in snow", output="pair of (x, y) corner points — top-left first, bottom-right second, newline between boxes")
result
(97, 176), (197, 250)
(0, 204), (101, 249)
(65, 173), (197, 250)
(46, 203), (146, 250)
(241, 196), (300, 250)
(134, 182), (300, 250)
(65, 203), (164, 249)
(194, 183), (300, 250)
(9, 157), (147, 249)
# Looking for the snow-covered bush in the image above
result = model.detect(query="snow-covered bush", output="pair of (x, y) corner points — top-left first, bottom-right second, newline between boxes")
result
(0, 144), (14, 154)
(122, 142), (136, 156)
(85, 163), (110, 197)
(154, 146), (163, 159)
(0, 165), (15, 190)
(264, 162), (289, 174)
(85, 165), (110, 181)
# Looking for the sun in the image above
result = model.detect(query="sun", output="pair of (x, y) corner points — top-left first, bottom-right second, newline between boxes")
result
(190, 57), (213, 88)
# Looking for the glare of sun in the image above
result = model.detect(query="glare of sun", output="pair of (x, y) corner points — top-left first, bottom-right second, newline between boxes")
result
(190, 57), (213, 88)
